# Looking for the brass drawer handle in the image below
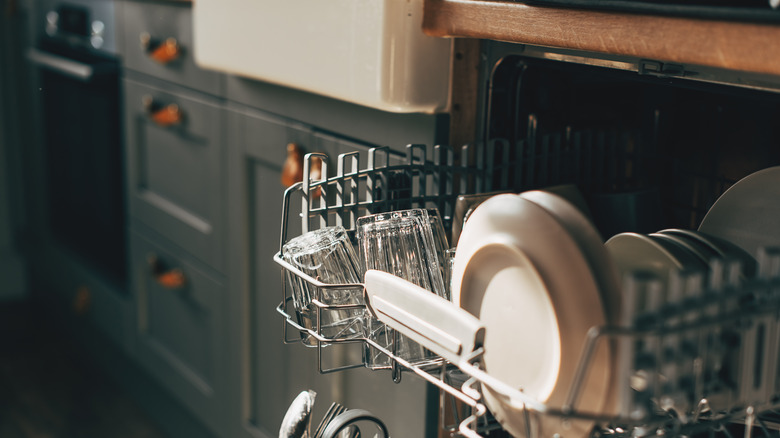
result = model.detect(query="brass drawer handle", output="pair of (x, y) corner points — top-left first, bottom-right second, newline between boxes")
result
(73, 285), (91, 315)
(140, 32), (180, 64)
(147, 253), (187, 290)
(281, 143), (304, 188)
(281, 143), (323, 198)
(142, 95), (183, 127)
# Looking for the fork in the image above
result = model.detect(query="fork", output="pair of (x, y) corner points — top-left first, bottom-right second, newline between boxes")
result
(312, 402), (347, 438)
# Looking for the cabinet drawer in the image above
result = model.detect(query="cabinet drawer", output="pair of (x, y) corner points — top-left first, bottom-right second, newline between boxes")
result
(121, 0), (223, 95)
(131, 231), (225, 431)
(124, 79), (225, 271)
(237, 107), (392, 173)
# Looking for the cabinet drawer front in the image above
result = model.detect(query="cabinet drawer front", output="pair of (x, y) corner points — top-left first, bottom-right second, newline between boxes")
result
(238, 107), (387, 172)
(125, 79), (224, 271)
(121, 0), (223, 95)
(131, 231), (224, 430)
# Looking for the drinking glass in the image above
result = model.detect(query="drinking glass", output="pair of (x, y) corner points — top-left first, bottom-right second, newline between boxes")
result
(443, 247), (457, 299)
(282, 226), (365, 343)
(427, 208), (451, 301)
(357, 209), (447, 368)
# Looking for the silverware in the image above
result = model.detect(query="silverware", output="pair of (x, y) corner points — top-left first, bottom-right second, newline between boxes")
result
(312, 402), (347, 438)
(321, 409), (388, 438)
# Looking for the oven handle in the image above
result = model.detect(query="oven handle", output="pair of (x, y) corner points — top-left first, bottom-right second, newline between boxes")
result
(27, 48), (95, 82)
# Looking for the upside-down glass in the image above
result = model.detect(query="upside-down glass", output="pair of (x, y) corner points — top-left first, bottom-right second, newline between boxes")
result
(357, 209), (447, 368)
(427, 208), (452, 301)
(443, 247), (457, 299)
(282, 226), (365, 344)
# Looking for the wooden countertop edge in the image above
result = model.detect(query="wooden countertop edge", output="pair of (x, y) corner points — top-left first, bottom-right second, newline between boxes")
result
(130, 0), (192, 4)
(423, 0), (780, 76)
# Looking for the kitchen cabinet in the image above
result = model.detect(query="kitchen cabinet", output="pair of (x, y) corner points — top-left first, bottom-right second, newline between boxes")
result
(225, 104), (433, 438)
(124, 77), (226, 272)
(225, 105), (310, 438)
(17, 0), (447, 436)
(119, 0), (224, 95)
(130, 229), (228, 434)
(219, 75), (443, 438)
(119, 0), (230, 435)
(32, 247), (132, 348)
(224, 74), (444, 151)
(117, 1), (443, 434)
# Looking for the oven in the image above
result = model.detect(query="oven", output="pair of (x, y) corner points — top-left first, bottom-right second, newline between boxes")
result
(28, 1), (125, 285)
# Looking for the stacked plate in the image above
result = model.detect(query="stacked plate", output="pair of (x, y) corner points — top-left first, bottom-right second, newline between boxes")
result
(605, 229), (755, 286)
(444, 167), (780, 437)
(605, 167), (776, 287)
(698, 166), (780, 263)
(451, 191), (621, 438)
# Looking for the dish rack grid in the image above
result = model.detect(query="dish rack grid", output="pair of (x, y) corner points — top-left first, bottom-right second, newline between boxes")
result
(273, 140), (780, 438)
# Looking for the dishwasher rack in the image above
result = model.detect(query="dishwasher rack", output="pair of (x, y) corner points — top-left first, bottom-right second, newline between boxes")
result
(273, 138), (780, 438)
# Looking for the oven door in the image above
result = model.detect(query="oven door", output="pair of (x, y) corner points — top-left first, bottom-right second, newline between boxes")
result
(30, 40), (126, 286)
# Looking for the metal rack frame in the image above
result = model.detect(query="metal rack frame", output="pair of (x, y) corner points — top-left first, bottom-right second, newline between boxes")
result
(273, 142), (780, 438)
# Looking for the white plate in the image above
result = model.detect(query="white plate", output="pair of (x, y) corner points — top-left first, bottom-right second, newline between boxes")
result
(605, 233), (705, 281)
(699, 166), (780, 260)
(656, 229), (719, 264)
(519, 190), (622, 416)
(536, 184), (594, 222)
(452, 194), (611, 438)
(519, 190), (620, 325)
(647, 233), (709, 272)
(662, 229), (757, 277)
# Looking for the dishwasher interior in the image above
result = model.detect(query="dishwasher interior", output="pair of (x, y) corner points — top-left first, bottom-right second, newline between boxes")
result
(274, 40), (780, 438)
(481, 47), (780, 237)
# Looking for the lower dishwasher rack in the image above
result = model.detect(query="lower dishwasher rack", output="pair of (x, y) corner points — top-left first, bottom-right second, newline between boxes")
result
(273, 141), (780, 438)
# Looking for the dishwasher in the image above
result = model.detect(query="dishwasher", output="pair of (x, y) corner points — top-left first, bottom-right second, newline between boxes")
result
(273, 35), (780, 438)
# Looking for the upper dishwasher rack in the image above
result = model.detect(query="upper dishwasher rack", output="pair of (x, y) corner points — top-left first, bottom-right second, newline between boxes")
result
(273, 135), (780, 438)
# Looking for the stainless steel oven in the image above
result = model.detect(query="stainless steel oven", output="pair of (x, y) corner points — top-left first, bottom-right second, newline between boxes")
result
(29, 1), (125, 285)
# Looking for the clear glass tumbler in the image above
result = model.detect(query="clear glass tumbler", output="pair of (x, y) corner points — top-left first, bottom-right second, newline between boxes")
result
(282, 226), (365, 344)
(357, 209), (447, 368)
(443, 247), (457, 300)
(427, 208), (451, 301)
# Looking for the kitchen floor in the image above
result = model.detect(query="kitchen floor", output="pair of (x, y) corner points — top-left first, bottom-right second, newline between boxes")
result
(0, 299), (167, 438)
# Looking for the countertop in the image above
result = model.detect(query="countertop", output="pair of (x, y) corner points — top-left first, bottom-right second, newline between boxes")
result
(422, 0), (780, 76)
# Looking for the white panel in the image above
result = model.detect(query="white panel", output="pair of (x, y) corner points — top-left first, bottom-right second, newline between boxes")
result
(193, 0), (451, 113)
